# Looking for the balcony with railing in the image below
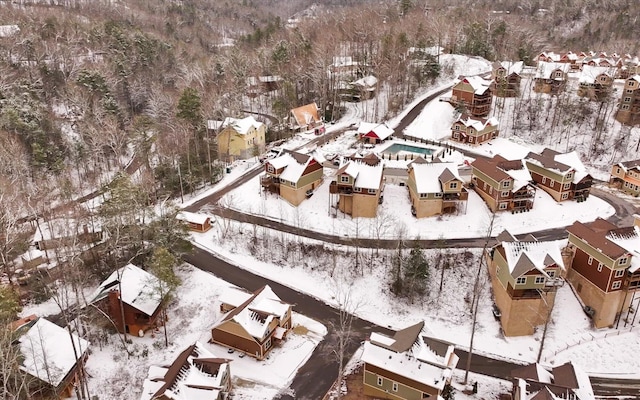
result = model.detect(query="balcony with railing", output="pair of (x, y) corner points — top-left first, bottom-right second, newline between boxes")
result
(329, 181), (354, 195)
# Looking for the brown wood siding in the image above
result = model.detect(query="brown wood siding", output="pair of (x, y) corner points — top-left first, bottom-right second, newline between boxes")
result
(365, 363), (439, 395)
(572, 247), (613, 292)
(212, 325), (262, 358)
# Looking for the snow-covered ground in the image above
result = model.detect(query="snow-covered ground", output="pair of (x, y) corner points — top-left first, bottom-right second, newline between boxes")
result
(23, 265), (327, 400)
(191, 221), (640, 383)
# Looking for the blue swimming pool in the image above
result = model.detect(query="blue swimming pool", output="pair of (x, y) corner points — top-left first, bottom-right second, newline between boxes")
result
(383, 143), (436, 156)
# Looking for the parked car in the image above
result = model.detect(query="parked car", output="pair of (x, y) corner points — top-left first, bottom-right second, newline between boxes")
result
(306, 189), (314, 198)
(492, 304), (502, 320)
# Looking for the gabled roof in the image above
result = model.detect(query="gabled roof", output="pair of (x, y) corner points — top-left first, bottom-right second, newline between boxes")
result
(266, 150), (319, 183)
(471, 155), (533, 191)
(525, 148), (590, 183)
(409, 162), (462, 194)
(616, 159), (640, 172)
(89, 264), (163, 316)
(357, 122), (393, 140)
(453, 113), (498, 132)
(337, 160), (384, 190)
(535, 62), (570, 79)
(502, 238), (565, 278)
(352, 75), (378, 89)
(566, 219), (628, 260)
(290, 103), (321, 128)
(512, 362), (595, 400)
(141, 341), (231, 400)
(15, 317), (89, 388)
(219, 116), (263, 135)
(214, 285), (291, 341)
(176, 211), (210, 226)
(494, 60), (524, 75)
(362, 321), (458, 391)
(578, 65), (616, 84)
(606, 225), (640, 273)
(453, 75), (491, 95)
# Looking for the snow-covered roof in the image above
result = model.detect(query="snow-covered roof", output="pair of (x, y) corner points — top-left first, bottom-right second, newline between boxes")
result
(357, 122), (393, 140)
(362, 322), (458, 391)
(332, 56), (358, 67)
(216, 285), (291, 341)
(207, 120), (223, 131)
(17, 317), (89, 387)
(539, 52), (561, 62)
(410, 162), (461, 194)
(33, 218), (101, 243)
(0, 25), (20, 37)
(606, 226), (640, 273)
(219, 286), (253, 308)
(526, 148), (590, 183)
(89, 264), (163, 316)
(352, 75), (378, 89)
(497, 60), (524, 75)
(220, 116), (263, 135)
(535, 62), (570, 79)
(341, 160), (384, 190)
(502, 239), (565, 278)
(176, 211), (210, 226)
(140, 341), (230, 400)
(578, 65), (616, 84)
(454, 114), (498, 131)
(267, 150), (318, 183)
(453, 75), (491, 95)
(21, 248), (44, 262)
(290, 103), (322, 128)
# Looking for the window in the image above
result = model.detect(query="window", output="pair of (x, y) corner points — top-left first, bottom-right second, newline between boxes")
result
(566, 173), (572, 179)
(420, 193), (428, 198)
(548, 270), (555, 277)
(392, 382), (399, 392)
(454, 125), (460, 130)
(626, 89), (633, 93)
(630, 81), (636, 87)
(624, 97), (632, 102)
(619, 257), (628, 265)
(450, 182), (458, 189)
(597, 263), (603, 272)
(264, 338), (272, 349)
(502, 180), (510, 188)
(535, 276), (545, 284)
(354, 187), (361, 193)
(615, 269), (625, 278)
(435, 193), (443, 198)
(588, 256), (593, 265)
(499, 202), (507, 210)
(622, 105), (630, 110)
(561, 193), (569, 200)
(377, 377), (383, 386)
(453, 132), (459, 139)
(612, 281), (622, 290)
(368, 188), (376, 194)
(340, 175), (349, 183)
(542, 176), (547, 184)
(516, 277), (527, 285)
(550, 179), (555, 187)
(615, 167), (621, 174)
(501, 191), (509, 198)
(563, 183), (571, 190)
(554, 71), (563, 78)
(489, 186), (493, 194)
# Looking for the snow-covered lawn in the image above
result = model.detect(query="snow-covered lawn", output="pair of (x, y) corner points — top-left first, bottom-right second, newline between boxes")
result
(215, 157), (614, 240)
(191, 223), (640, 381)
(30, 265), (327, 400)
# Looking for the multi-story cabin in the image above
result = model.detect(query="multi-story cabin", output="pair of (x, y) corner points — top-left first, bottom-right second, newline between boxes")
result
(525, 148), (592, 203)
(261, 150), (324, 206)
(289, 102), (324, 133)
(140, 342), (232, 400)
(565, 217), (640, 328)
(450, 75), (492, 118)
(615, 75), (640, 125)
(89, 263), (165, 336)
(487, 230), (566, 336)
(512, 362), (595, 400)
(211, 285), (292, 360)
(407, 159), (468, 217)
(610, 159), (640, 196)
(490, 61), (524, 97)
(361, 321), (459, 400)
(214, 116), (266, 162)
(533, 62), (571, 94)
(450, 113), (499, 146)
(577, 65), (616, 101)
(13, 315), (90, 399)
(330, 154), (384, 218)
(471, 155), (536, 213)
(536, 51), (562, 63)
